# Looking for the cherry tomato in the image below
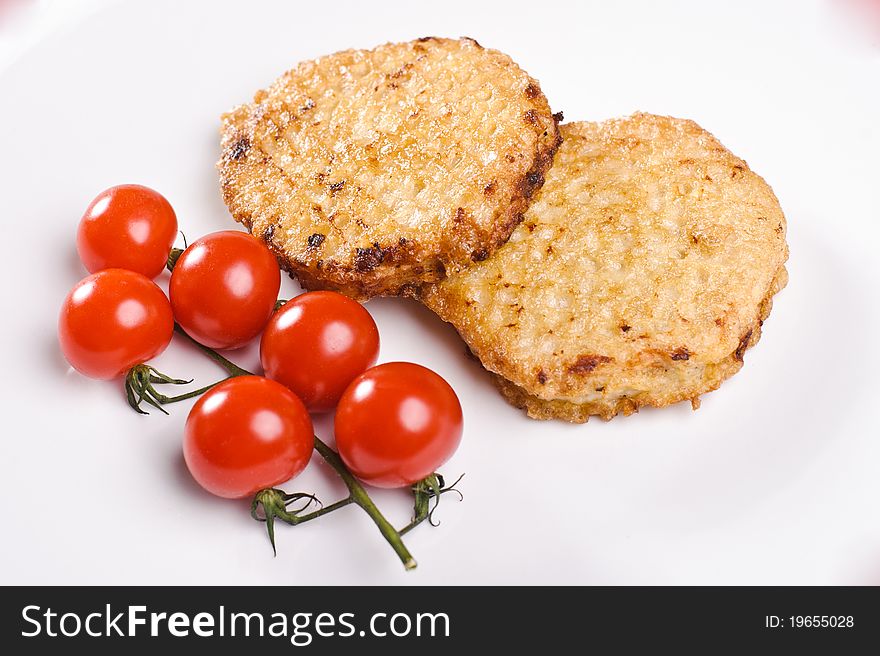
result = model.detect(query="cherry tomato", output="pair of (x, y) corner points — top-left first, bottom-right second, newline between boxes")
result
(58, 269), (174, 379)
(76, 184), (178, 279)
(169, 231), (281, 349)
(335, 363), (463, 488)
(183, 376), (314, 499)
(260, 291), (380, 413)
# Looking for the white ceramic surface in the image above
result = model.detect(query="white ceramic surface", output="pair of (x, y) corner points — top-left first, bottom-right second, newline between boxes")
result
(1, 0), (879, 585)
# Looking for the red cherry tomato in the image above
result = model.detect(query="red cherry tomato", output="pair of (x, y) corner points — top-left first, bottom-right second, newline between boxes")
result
(335, 363), (463, 488)
(260, 291), (380, 413)
(169, 231), (281, 349)
(183, 376), (314, 499)
(76, 184), (178, 279)
(58, 269), (174, 379)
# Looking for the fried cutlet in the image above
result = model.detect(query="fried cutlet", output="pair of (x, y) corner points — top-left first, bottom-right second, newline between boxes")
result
(419, 114), (789, 422)
(219, 37), (561, 299)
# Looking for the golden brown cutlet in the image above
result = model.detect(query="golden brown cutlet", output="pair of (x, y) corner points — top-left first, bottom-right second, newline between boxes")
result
(219, 37), (561, 300)
(419, 115), (789, 422)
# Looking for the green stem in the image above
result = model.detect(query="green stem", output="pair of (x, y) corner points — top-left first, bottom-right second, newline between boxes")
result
(398, 516), (426, 537)
(290, 497), (355, 522)
(313, 437), (417, 570)
(173, 323), (251, 378)
(399, 479), (433, 536)
(149, 381), (228, 405)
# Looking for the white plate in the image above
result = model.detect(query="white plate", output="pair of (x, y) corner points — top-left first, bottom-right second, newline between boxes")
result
(2, 0), (879, 585)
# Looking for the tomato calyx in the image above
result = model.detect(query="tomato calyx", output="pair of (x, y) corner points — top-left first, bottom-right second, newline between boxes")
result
(165, 233), (188, 273)
(123, 324), (251, 414)
(124, 363), (229, 415)
(166, 246), (185, 273)
(400, 473), (465, 536)
(164, 230), (190, 274)
(251, 488), (327, 556)
(124, 364), (193, 415)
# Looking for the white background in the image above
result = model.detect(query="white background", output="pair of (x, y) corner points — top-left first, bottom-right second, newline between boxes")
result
(1, 0), (878, 585)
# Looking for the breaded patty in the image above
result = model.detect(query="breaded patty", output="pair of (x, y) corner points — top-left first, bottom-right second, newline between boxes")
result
(419, 115), (789, 422)
(219, 37), (561, 299)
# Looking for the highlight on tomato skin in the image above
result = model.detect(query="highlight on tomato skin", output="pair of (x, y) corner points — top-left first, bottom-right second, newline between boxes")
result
(334, 362), (463, 489)
(169, 230), (281, 350)
(183, 376), (315, 499)
(76, 184), (178, 279)
(58, 269), (174, 380)
(261, 291), (380, 413)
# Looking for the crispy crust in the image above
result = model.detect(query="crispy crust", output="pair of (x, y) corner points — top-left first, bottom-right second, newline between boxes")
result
(420, 115), (789, 422)
(218, 37), (561, 299)
(490, 266), (787, 422)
